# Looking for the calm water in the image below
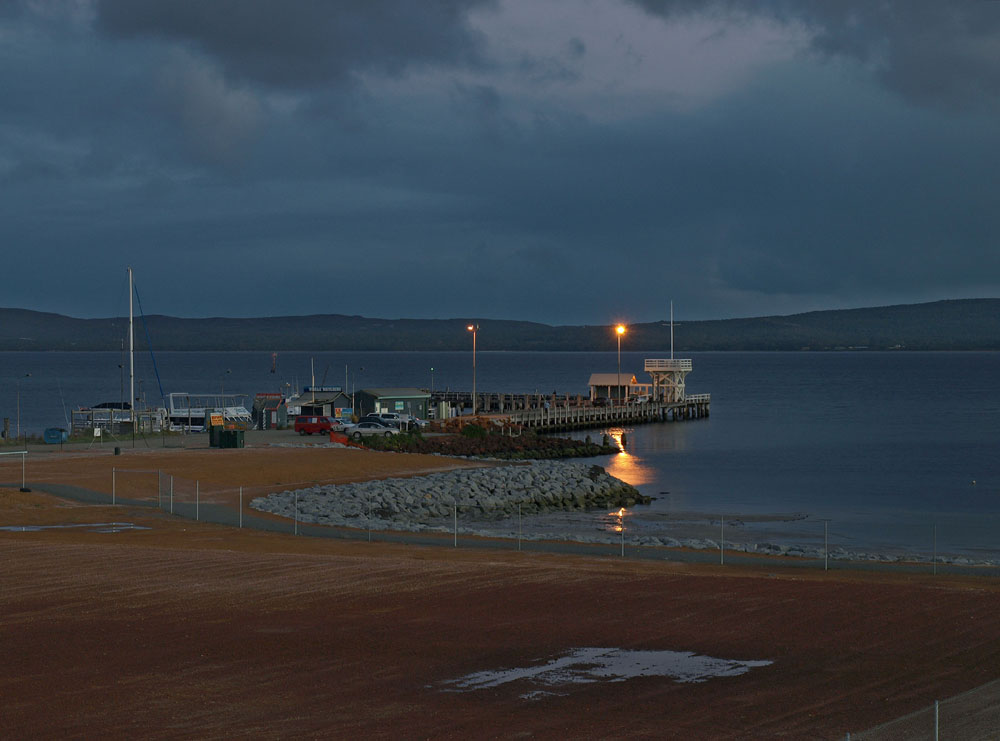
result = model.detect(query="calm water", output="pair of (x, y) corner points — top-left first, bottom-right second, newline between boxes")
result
(3, 349), (999, 557)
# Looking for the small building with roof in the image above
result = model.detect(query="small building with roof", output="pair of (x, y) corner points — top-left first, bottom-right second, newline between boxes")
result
(355, 387), (431, 419)
(286, 386), (354, 419)
(588, 373), (641, 402)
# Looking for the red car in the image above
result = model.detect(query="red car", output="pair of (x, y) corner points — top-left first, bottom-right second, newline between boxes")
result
(294, 416), (348, 435)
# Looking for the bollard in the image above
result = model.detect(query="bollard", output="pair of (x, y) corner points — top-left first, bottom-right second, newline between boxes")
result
(196, 480), (199, 521)
(239, 486), (243, 529)
(453, 505), (457, 547)
(518, 504), (521, 552)
(294, 492), (298, 535)
(170, 475), (173, 514)
(112, 467), (116, 505)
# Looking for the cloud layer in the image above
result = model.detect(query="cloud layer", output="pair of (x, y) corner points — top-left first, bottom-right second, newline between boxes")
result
(1, 0), (998, 323)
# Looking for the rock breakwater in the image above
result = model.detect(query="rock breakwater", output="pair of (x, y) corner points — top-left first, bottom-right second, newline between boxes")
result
(250, 461), (648, 532)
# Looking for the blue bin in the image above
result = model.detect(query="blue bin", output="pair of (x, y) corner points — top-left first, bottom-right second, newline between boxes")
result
(43, 427), (69, 444)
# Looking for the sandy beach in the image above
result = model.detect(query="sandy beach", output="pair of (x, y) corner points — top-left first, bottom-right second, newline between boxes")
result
(3, 442), (1000, 738)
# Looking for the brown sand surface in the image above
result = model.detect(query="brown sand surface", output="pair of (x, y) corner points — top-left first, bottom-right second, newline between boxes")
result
(3, 447), (1000, 739)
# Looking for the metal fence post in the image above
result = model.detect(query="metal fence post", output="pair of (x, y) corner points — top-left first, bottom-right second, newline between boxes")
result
(112, 467), (116, 505)
(239, 486), (243, 529)
(157, 470), (161, 508)
(934, 699), (939, 740)
(170, 475), (173, 514)
(453, 505), (457, 547)
(368, 490), (372, 542)
(825, 520), (829, 571)
(518, 503), (522, 552)
(933, 524), (937, 576)
(720, 515), (725, 565)
(621, 515), (625, 557)
(20, 451), (29, 492)
(196, 480), (199, 521)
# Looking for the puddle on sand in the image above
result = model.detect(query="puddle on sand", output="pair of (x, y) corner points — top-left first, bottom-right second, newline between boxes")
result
(442, 648), (772, 700)
(0, 522), (150, 533)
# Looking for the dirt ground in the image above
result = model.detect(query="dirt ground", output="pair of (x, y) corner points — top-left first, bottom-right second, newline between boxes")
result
(3, 445), (1000, 739)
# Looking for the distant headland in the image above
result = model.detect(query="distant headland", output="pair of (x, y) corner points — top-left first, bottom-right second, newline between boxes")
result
(0, 299), (998, 351)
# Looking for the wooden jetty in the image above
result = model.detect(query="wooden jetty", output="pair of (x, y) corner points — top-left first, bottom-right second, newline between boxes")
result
(506, 394), (710, 432)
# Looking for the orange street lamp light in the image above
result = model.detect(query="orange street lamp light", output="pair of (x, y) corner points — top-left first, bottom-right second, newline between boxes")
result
(615, 324), (627, 405)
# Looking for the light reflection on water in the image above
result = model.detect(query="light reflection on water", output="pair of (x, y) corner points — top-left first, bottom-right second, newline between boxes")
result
(603, 427), (655, 488)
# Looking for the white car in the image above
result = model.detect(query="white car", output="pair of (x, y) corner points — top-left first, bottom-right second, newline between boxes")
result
(351, 421), (400, 439)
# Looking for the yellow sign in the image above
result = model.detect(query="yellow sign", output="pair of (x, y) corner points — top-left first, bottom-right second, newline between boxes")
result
(209, 413), (225, 427)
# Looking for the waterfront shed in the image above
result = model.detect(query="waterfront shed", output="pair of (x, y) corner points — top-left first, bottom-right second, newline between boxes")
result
(588, 373), (639, 402)
(252, 393), (288, 430)
(356, 388), (431, 419)
(287, 387), (354, 419)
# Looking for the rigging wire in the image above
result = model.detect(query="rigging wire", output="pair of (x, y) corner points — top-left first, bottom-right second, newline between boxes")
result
(132, 280), (167, 408)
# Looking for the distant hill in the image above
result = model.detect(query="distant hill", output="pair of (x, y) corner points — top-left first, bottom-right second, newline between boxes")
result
(0, 299), (998, 351)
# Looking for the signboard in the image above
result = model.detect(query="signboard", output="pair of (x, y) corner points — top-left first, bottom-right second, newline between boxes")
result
(335, 408), (353, 419)
(304, 386), (342, 393)
(209, 413), (225, 427)
(394, 401), (405, 411)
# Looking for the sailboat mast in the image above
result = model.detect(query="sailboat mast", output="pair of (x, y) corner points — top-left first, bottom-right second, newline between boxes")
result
(128, 266), (134, 422)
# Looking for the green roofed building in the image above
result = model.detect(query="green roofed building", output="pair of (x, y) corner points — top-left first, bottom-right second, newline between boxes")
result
(356, 388), (431, 419)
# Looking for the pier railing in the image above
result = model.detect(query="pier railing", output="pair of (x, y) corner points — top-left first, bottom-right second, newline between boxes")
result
(506, 396), (710, 431)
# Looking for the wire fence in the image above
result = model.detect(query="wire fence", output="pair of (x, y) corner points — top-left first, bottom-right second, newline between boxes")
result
(35, 466), (991, 576)
(850, 678), (1000, 739)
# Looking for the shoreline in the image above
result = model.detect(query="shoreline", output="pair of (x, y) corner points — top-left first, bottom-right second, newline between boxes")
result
(250, 459), (1000, 568)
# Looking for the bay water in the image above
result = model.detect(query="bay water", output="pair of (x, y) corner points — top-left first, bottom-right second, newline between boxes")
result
(3, 349), (998, 560)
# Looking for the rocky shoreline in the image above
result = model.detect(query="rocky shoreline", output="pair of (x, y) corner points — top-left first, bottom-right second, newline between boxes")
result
(250, 460), (648, 530)
(250, 457), (1000, 567)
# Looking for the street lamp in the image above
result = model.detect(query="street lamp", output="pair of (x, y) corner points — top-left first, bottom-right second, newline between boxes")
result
(221, 368), (231, 395)
(16, 373), (31, 442)
(430, 367), (435, 395)
(615, 324), (626, 405)
(467, 324), (478, 415)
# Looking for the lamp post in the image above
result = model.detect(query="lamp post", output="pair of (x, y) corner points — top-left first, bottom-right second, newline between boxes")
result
(16, 373), (31, 442)
(615, 324), (626, 405)
(467, 324), (478, 415)
(430, 367), (435, 394)
(221, 368), (231, 395)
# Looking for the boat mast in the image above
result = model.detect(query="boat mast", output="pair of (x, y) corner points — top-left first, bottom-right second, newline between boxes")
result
(128, 266), (135, 430)
(670, 300), (674, 361)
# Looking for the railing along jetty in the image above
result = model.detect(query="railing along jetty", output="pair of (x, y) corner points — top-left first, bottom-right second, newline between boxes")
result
(506, 395), (710, 432)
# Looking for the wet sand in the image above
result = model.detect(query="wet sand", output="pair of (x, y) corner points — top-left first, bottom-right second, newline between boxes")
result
(3, 445), (1000, 738)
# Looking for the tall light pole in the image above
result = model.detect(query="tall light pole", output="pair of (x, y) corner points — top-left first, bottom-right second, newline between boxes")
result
(430, 367), (435, 394)
(16, 372), (31, 442)
(221, 368), (231, 395)
(467, 324), (478, 416)
(616, 324), (626, 405)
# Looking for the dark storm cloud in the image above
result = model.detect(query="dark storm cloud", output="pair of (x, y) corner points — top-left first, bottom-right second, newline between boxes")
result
(95, 0), (495, 88)
(2, 0), (1000, 324)
(630, 0), (1000, 108)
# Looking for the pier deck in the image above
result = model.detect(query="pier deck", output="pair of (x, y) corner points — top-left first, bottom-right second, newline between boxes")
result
(506, 395), (709, 431)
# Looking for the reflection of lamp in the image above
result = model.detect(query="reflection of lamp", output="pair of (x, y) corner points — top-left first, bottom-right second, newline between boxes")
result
(615, 324), (626, 404)
(467, 324), (478, 415)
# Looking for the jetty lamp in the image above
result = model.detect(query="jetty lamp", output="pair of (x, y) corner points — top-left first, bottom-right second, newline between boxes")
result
(615, 324), (627, 404)
(467, 324), (479, 415)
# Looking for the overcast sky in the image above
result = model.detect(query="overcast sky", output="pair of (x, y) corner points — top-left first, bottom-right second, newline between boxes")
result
(2, 1), (999, 324)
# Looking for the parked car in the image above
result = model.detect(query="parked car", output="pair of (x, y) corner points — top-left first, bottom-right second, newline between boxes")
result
(294, 415), (350, 435)
(352, 421), (400, 439)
